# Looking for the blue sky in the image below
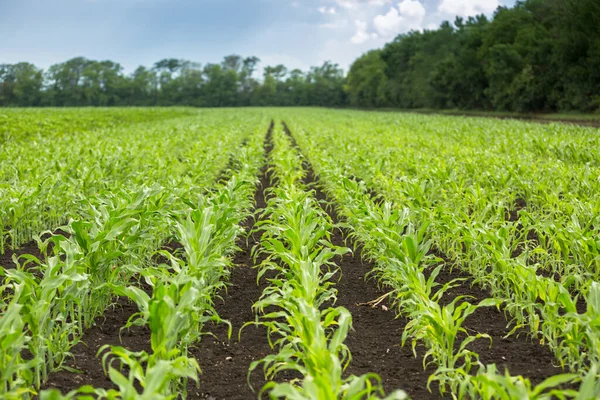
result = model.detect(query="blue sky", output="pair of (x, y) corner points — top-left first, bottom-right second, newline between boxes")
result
(0, 0), (516, 74)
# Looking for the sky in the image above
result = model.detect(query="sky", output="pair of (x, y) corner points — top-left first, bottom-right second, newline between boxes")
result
(0, 0), (517, 74)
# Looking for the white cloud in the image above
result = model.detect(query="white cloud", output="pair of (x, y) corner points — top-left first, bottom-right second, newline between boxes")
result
(318, 6), (337, 14)
(398, 0), (426, 19)
(367, 0), (391, 5)
(351, 20), (378, 44)
(320, 20), (348, 29)
(373, 8), (402, 37)
(334, 0), (357, 9)
(438, 0), (498, 16)
(332, 0), (390, 9)
(373, 0), (425, 37)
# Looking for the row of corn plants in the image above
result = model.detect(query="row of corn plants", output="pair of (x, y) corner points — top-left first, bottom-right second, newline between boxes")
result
(279, 109), (600, 288)
(0, 109), (261, 251)
(37, 119), (268, 400)
(0, 113), (269, 398)
(282, 115), (600, 398)
(246, 122), (406, 399)
(279, 110), (600, 364)
(0, 107), (197, 143)
(0, 184), (175, 398)
(283, 111), (600, 376)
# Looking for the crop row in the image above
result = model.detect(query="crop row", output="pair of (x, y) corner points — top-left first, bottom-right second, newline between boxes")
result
(287, 112), (600, 373)
(3, 108), (600, 399)
(0, 108), (197, 143)
(0, 114), (269, 399)
(281, 112), (600, 398)
(248, 122), (405, 399)
(0, 109), (262, 250)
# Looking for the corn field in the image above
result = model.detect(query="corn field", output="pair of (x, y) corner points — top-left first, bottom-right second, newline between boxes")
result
(1, 108), (600, 399)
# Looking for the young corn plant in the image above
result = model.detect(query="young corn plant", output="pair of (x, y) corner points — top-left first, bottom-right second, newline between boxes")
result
(0, 185), (175, 397)
(281, 117), (588, 398)
(0, 293), (35, 400)
(39, 346), (200, 400)
(35, 119), (267, 400)
(4, 243), (90, 389)
(335, 179), (499, 394)
(247, 124), (406, 399)
(452, 364), (589, 400)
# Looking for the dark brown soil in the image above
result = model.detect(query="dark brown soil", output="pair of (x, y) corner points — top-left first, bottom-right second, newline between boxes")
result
(0, 239), (43, 269)
(298, 178), (433, 396)
(288, 122), (439, 398)
(430, 266), (566, 382)
(192, 122), (437, 399)
(1, 228), (73, 267)
(41, 298), (151, 393)
(505, 197), (526, 222)
(319, 203), (439, 398)
(190, 161), (439, 399)
(186, 125), (279, 399)
(186, 195), (276, 399)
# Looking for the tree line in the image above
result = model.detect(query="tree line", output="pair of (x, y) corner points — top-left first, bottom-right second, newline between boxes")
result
(347, 0), (600, 112)
(1, 0), (599, 112)
(0, 56), (346, 108)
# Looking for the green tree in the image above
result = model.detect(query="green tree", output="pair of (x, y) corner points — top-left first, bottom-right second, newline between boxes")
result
(306, 61), (345, 107)
(0, 63), (43, 106)
(81, 60), (125, 106)
(127, 66), (158, 106)
(239, 56), (261, 105)
(346, 50), (389, 107)
(201, 63), (238, 107)
(430, 16), (489, 109)
(45, 57), (90, 106)
(284, 69), (308, 106)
